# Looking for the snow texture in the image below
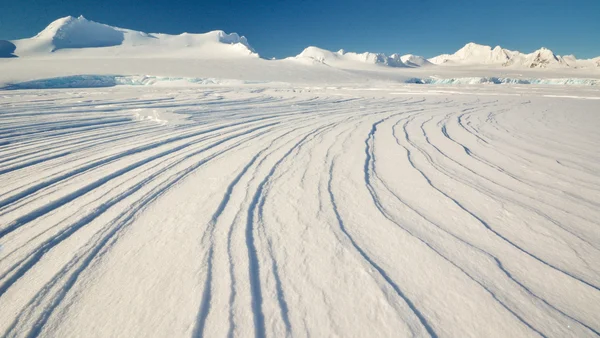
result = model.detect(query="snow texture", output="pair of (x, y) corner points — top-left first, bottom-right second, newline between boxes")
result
(0, 84), (599, 338)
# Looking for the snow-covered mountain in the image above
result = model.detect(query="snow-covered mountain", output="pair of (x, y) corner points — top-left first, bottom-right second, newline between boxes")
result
(503, 47), (567, 68)
(429, 42), (598, 69)
(4, 16), (598, 72)
(400, 54), (433, 67)
(9, 16), (257, 59)
(429, 43), (513, 65)
(292, 46), (427, 68)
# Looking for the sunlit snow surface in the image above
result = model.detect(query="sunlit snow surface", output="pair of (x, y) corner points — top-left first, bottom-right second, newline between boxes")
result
(0, 84), (599, 337)
(3, 75), (600, 90)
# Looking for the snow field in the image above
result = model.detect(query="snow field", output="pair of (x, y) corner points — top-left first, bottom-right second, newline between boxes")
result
(0, 85), (599, 337)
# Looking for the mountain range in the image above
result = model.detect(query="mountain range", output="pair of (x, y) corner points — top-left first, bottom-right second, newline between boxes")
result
(1, 16), (599, 70)
(429, 42), (600, 69)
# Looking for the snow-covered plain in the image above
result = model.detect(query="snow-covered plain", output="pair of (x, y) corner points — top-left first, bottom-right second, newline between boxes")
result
(1, 83), (599, 338)
(1, 15), (600, 338)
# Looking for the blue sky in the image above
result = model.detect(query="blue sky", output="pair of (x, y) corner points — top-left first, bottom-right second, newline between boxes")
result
(1, 0), (599, 59)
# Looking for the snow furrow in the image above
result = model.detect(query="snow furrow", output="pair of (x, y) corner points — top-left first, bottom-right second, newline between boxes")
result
(0, 85), (598, 337)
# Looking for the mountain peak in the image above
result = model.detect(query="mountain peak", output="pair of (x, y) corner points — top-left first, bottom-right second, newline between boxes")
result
(10, 15), (257, 58)
(463, 42), (488, 49)
(33, 15), (124, 51)
(429, 42), (592, 69)
(431, 42), (512, 65)
(401, 54), (433, 67)
(37, 16), (87, 37)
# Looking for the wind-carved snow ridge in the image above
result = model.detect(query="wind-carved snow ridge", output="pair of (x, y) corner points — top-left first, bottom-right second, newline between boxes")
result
(0, 85), (600, 337)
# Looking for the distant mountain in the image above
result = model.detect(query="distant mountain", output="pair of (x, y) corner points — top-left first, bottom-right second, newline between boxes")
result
(400, 54), (433, 67)
(4, 17), (598, 70)
(292, 46), (428, 68)
(8, 16), (257, 59)
(429, 43), (513, 65)
(429, 42), (598, 69)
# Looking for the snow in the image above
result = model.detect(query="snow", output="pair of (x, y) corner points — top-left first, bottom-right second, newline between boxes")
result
(1, 16), (600, 338)
(11, 16), (257, 59)
(4, 74), (600, 90)
(1, 84), (599, 337)
(400, 54), (433, 67)
(429, 42), (514, 65)
(2, 75), (258, 90)
(429, 42), (598, 69)
(408, 76), (600, 86)
(292, 46), (409, 68)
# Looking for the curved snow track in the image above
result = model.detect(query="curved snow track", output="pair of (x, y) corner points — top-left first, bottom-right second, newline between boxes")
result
(0, 85), (599, 337)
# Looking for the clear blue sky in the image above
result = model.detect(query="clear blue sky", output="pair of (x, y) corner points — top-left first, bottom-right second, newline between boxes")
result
(1, 0), (599, 59)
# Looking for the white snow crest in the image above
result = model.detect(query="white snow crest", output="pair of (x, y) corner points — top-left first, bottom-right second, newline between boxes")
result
(429, 42), (599, 69)
(293, 46), (431, 68)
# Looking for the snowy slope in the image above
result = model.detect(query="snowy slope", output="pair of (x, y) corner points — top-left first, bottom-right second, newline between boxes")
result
(10, 16), (257, 59)
(430, 42), (598, 69)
